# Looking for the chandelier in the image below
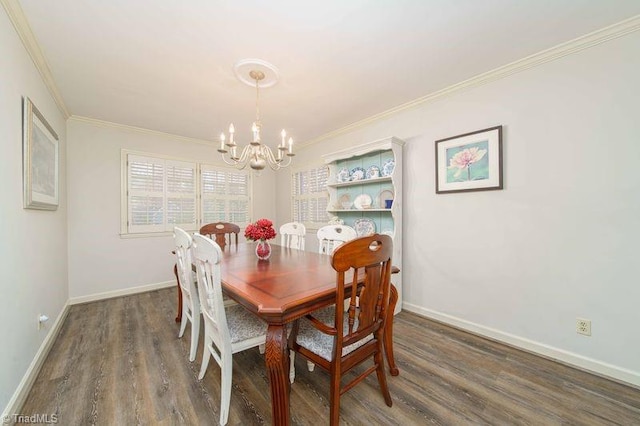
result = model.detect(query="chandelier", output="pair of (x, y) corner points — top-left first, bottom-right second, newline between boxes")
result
(217, 69), (294, 171)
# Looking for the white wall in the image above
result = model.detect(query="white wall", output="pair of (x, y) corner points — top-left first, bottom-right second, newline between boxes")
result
(66, 119), (276, 300)
(279, 32), (640, 384)
(0, 8), (68, 412)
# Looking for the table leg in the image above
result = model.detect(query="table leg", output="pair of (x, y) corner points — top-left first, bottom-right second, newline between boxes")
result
(174, 264), (182, 323)
(265, 324), (291, 426)
(385, 284), (400, 376)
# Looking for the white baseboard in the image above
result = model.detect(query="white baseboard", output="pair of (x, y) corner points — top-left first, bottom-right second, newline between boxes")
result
(2, 303), (70, 420)
(402, 302), (640, 388)
(69, 280), (176, 305)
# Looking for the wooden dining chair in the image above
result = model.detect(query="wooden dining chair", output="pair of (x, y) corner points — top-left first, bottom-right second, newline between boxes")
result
(288, 234), (394, 425)
(279, 221), (306, 250)
(316, 224), (357, 255)
(199, 222), (240, 250)
(173, 227), (201, 362)
(191, 233), (267, 426)
(294, 224), (357, 377)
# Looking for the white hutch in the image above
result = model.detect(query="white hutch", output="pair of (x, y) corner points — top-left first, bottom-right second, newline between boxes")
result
(323, 137), (404, 313)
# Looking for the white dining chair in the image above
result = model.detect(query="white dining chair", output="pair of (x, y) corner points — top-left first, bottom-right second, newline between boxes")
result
(316, 224), (357, 255)
(290, 224), (358, 380)
(174, 227), (201, 362)
(192, 233), (267, 426)
(280, 221), (306, 250)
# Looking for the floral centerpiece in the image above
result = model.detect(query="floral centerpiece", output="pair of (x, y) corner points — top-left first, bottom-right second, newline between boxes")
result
(245, 218), (277, 260)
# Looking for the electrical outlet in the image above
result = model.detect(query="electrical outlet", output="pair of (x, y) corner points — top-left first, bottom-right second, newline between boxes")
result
(576, 318), (591, 336)
(38, 314), (49, 330)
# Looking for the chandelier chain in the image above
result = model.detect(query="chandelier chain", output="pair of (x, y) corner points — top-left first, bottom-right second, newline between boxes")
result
(255, 78), (260, 125)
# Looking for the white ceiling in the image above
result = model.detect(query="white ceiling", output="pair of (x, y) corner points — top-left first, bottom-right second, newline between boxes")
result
(16, 0), (640, 145)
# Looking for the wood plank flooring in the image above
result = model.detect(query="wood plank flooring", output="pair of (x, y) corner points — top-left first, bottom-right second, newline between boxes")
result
(19, 288), (640, 425)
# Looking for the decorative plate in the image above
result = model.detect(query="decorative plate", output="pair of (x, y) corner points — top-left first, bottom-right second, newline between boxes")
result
(350, 166), (366, 181)
(366, 165), (381, 179)
(377, 189), (394, 208)
(381, 159), (395, 177)
(353, 193), (373, 210)
(354, 218), (376, 236)
(337, 168), (350, 183)
(338, 193), (352, 210)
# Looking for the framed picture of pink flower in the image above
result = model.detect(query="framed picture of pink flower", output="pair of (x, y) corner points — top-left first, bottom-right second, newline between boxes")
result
(435, 125), (503, 194)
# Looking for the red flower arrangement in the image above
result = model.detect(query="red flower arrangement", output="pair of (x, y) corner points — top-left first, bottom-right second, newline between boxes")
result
(244, 218), (277, 242)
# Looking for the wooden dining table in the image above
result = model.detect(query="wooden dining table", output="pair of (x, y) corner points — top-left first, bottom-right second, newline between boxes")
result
(174, 242), (399, 425)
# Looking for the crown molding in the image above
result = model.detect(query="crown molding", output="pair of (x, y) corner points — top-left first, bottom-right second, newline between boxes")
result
(300, 14), (640, 148)
(3, 0), (638, 146)
(1, 0), (70, 118)
(68, 115), (216, 146)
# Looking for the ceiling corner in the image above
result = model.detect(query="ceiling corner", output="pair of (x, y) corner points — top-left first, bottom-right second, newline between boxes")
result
(1, 0), (70, 119)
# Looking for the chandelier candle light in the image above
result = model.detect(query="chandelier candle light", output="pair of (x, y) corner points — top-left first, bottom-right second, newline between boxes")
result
(217, 68), (294, 171)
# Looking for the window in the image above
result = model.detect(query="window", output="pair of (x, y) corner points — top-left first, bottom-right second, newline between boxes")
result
(122, 151), (251, 235)
(201, 164), (251, 226)
(292, 164), (329, 227)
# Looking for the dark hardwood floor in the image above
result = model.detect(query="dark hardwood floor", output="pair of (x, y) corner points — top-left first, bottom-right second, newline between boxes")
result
(19, 288), (640, 425)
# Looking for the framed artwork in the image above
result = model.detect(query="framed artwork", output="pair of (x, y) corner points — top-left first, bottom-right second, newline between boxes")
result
(23, 97), (59, 210)
(435, 125), (503, 194)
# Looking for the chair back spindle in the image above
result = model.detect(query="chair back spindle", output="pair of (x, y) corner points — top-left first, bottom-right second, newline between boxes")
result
(199, 222), (240, 250)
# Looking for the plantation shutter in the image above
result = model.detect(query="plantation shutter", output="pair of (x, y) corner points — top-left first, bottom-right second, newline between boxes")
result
(201, 165), (250, 227)
(292, 165), (329, 225)
(127, 154), (196, 233)
(128, 155), (165, 233)
(166, 160), (197, 230)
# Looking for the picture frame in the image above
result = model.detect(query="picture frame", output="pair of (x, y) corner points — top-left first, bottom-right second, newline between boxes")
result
(23, 97), (59, 210)
(435, 125), (503, 194)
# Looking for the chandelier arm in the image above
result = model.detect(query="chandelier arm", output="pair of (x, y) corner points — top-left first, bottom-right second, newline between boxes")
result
(275, 155), (293, 170)
(280, 155), (293, 168)
(265, 145), (289, 171)
(230, 145), (253, 170)
(232, 161), (249, 171)
(267, 161), (285, 171)
(218, 145), (253, 170)
(262, 145), (277, 164)
(265, 147), (281, 171)
(219, 153), (240, 167)
(238, 145), (252, 163)
(262, 146), (290, 171)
